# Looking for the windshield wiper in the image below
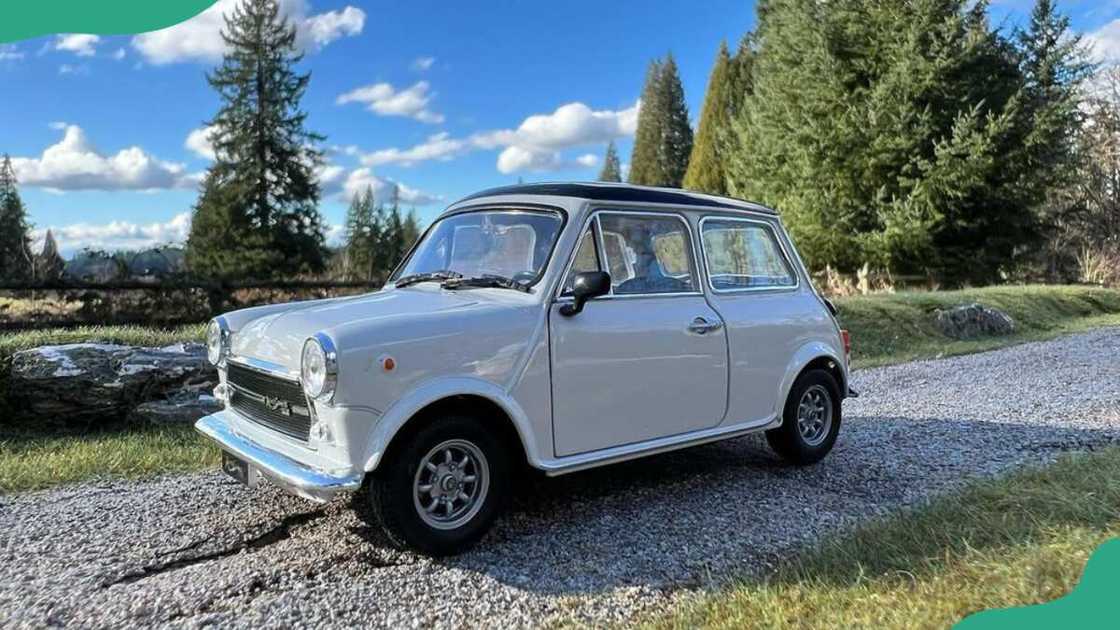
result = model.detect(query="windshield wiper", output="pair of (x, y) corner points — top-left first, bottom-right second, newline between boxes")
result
(395, 270), (463, 288)
(441, 274), (532, 293)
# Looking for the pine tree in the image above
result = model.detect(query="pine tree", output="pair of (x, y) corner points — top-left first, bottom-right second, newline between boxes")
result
(628, 60), (664, 186)
(629, 55), (693, 188)
(186, 0), (327, 279)
(0, 155), (33, 281)
(726, 0), (1038, 282)
(384, 186), (408, 271)
(402, 209), (422, 252)
(342, 186), (381, 281)
(684, 42), (733, 194)
(1016, 0), (1093, 201)
(36, 229), (65, 281)
(598, 141), (622, 182)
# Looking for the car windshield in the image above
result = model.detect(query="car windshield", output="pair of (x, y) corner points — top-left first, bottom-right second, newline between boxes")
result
(394, 209), (564, 287)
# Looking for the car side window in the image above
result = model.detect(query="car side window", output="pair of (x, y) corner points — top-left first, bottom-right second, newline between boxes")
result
(701, 219), (796, 290)
(597, 213), (697, 295)
(561, 225), (601, 295)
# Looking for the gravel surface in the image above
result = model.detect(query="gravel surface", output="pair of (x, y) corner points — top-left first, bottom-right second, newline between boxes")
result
(2, 329), (1119, 629)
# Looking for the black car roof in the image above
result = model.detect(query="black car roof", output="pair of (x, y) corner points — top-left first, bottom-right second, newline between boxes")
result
(454, 182), (777, 215)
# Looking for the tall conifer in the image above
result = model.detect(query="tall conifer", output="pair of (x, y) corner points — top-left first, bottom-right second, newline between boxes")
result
(598, 141), (622, 182)
(0, 154), (33, 281)
(186, 0), (327, 278)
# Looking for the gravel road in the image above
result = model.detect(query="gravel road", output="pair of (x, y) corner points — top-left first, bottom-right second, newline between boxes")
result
(2, 329), (1119, 629)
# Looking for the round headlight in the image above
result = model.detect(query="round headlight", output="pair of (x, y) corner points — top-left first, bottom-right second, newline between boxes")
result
(300, 334), (338, 401)
(206, 319), (227, 365)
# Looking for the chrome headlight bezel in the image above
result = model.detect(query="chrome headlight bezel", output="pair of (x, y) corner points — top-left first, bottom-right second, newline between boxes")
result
(300, 333), (338, 402)
(206, 317), (230, 366)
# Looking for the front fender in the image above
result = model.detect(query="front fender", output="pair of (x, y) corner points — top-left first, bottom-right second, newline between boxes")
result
(777, 341), (846, 408)
(360, 377), (540, 472)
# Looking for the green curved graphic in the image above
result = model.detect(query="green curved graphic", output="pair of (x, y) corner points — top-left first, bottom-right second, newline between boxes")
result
(1, 1), (218, 43)
(956, 538), (1120, 629)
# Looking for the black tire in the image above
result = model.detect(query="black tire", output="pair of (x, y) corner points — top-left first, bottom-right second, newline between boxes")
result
(766, 368), (842, 465)
(359, 414), (510, 556)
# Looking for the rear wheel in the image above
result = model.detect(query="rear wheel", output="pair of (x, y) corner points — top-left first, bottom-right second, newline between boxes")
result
(766, 369), (842, 465)
(360, 415), (510, 556)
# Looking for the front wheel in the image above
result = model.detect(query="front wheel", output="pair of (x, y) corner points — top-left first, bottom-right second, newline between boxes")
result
(359, 415), (510, 556)
(766, 368), (842, 465)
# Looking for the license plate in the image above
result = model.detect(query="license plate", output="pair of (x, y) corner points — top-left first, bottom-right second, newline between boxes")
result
(221, 451), (259, 487)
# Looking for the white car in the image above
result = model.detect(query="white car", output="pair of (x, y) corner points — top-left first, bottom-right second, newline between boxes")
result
(197, 182), (854, 555)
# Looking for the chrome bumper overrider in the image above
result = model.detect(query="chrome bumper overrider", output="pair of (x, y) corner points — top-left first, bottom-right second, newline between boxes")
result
(195, 413), (363, 503)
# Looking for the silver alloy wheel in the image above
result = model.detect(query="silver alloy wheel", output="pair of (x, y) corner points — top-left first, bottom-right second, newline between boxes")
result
(413, 439), (490, 530)
(796, 384), (833, 447)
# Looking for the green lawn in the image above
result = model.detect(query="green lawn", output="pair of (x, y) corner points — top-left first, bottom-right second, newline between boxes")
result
(0, 423), (219, 494)
(835, 285), (1120, 367)
(1, 285), (1118, 494)
(652, 447), (1120, 630)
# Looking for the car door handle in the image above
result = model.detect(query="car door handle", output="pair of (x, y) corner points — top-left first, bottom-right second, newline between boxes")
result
(687, 317), (723, 335)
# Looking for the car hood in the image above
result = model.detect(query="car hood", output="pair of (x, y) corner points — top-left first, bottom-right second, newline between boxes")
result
(228, 287), (491, 372)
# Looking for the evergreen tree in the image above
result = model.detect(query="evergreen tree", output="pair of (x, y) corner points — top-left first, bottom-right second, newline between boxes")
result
(1016, 0), (1093, 204)
(684, 42), (734, 194)
(726, 0), (1042, 282)
(35, 229), (64, 281)
(628, 55), (694, 187)
(342, 186), (381, 281)
(0, 154), (33, 281)
(186, 0), (327, 279)
(598, 140), (622, 182)
(628, 59), (664, 186)
(384, 186), (408, 271)
(402, 209), (422, 253)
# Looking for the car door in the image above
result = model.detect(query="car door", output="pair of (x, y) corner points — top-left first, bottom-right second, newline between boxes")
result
(549, 210), (729, 457)
(698, 215), (809, 424)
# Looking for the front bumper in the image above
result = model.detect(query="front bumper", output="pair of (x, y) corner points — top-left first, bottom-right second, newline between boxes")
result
(195, 413), (364, 503)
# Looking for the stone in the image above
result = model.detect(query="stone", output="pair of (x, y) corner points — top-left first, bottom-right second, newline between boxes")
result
(128, 391), (222, 425)
(7, 342), (217, 425)
(933, 303), (1015, 339)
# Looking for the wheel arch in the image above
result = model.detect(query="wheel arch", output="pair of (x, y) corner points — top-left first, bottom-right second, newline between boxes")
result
(361, 378), (536, 473)
(778, 342), (847, 409)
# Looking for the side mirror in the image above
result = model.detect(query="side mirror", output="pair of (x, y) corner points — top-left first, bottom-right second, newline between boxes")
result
(560, 271), (611, 317)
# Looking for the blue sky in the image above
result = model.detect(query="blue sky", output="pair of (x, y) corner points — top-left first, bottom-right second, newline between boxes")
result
(2, 0), (1119, 256)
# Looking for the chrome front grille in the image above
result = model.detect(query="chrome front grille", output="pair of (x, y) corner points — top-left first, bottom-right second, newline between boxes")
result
(226, 361), (312, 442)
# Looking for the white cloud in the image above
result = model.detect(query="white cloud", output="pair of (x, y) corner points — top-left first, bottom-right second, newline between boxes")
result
(576, 153), (599, 167)
(58, 64), (89, 76)
(132, 0), (365, 65)
(112, 48), (127, 61)
(0, 44), (25, 61)
(411, 56), (435, 71)
(32, 212), (193, 255)
(300, 5), (365, 49)
(185, 125), (218, 161)
(55, 34), (100, 56)
(360, 132), (467, 167)
(341, 168), (441, 205)
(11, 124), (196, 191)
(336, 80), (444, 124)
(1087, 19), (1120, 63)
(479, 100), (639, 174)
(349, 100), (638, 173)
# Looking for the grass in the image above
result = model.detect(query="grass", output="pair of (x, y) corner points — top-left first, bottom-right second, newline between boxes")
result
(0, 323), (210, 494)
(0, 423), (220, 494)
(652, 447), (1120, 630)
(0, 285), (1118, 494)
(835, 284), (1120, 367)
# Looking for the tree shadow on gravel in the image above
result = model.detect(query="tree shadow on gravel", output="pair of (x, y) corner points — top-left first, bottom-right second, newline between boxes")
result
(400, 415), (1120, 596)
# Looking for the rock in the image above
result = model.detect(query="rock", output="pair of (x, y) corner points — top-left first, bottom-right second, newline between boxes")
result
(933, 302), (1015, 339)
(128, 390), (222, 425)
(8, 342), (217, 425)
